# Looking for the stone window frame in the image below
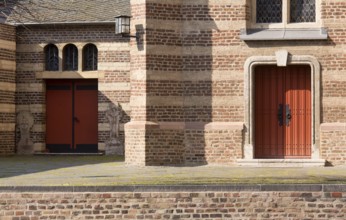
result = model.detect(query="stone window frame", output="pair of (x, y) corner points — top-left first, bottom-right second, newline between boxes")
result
(250, 0), (321, 29)
(243, 53), (321, 160)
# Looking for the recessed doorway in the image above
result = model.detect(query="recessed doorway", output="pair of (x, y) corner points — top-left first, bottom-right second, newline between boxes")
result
(46, 79), (98, 153)
(255, 65), (311, 158)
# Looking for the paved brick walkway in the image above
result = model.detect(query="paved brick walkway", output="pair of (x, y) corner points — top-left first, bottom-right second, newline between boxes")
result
(0, 156), (345, 186)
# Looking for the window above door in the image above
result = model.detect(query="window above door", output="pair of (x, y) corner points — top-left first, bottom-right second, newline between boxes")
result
(240, 0), (328, 40)
(255, 0), (316, 27)
(37, 43), (104, 79)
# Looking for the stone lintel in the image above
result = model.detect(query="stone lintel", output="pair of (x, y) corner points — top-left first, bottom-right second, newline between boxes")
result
(320, 123), (346, 131)
(36, 71), (105, 79)
(204, 122), (244, 131)
(158, 122), (185, 130)
(124, 121), (159, 129)
(0, 123), (15, 132)
(0, 82), (15, 92)
(0, 39), (16, 51)
(0, 104), (15, 113)
(125, 122), (244, 130)
(0, 60), (16, 71)
(185, 122), (243, 131)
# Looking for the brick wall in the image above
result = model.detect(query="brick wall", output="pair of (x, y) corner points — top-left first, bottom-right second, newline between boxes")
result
(124, 0), (346, 166)
(146, 129), (184, 165)
(126, 0), (246, 165)
(321, 123), (346, 166)
(9, 0), (346, 163)
(183, 123), (244, 165)
(125, 127), (146, 166)
(0, 185), (345, 219)
(319, 0), (346, 163)
(15, 24), (131, 153)
(0, 23), (16, 155)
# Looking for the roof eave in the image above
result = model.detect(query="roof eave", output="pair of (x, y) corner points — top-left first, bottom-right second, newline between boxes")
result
(10, 20), (115, 26)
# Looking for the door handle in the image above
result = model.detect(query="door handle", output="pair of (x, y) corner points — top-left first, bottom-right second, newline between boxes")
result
(286, 104), (291, 126)
(278, 104), (283, 126)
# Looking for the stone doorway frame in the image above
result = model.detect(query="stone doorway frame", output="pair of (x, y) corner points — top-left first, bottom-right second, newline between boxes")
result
(243, 52), (321, 160)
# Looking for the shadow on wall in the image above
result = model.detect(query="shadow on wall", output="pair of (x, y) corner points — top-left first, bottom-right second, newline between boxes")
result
(135, 24), (145, 51)
(98, 91), (131, 155)
(143, 0), (244, 166)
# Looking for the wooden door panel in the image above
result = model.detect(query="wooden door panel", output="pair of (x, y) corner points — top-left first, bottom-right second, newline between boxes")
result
(284, 66), (311, 158)
(74, 80), (98, 153)
(255, 65), (311, 158)
(277, 70), (285, 157)
(255, 67), (285, 158)
(46, 80), (73, 152)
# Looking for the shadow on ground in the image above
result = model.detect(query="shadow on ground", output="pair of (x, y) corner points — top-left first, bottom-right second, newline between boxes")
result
(0, 156), (346, 186)
(0, 155), (124, 179)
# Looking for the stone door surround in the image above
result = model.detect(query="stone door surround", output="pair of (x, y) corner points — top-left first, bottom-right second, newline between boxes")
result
(243, 51), (321, 161)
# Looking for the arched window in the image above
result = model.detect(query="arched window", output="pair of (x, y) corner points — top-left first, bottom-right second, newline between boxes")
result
(83, 44), (98, 71)
(44, 44), (59, 71)
(63, 44), (78, 71)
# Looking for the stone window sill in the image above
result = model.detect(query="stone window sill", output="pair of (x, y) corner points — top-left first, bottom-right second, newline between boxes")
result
(240, 28), (328, 41)
(36, 71), (105, 79)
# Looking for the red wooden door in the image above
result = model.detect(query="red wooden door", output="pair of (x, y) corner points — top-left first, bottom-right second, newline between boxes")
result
(46, 80), (73, 152)
(74, 80), (98, 152)
(255, 65), (311, 158)
(46, 79), (98, 153)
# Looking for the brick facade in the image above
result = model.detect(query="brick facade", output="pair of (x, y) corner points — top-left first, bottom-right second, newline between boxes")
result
(0, 23), (16, 155)
(14, 24), (131, 153)
(125, 0), (245, 166)
(320, 124), (346, 166)
(1, 0), (346, 165)
(124, 0), (346, 166)
(0, 185), (345, 219)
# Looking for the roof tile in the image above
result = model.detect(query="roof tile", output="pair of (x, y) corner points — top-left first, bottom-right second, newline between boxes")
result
(0, 0), (130, 24)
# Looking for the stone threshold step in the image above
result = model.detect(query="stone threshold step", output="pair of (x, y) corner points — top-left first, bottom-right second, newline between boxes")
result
(34, 152), (104, 156)
(237, 159), (326, 167)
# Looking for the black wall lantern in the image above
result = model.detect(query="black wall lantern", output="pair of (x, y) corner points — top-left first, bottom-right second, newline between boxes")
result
(115, 15), (137, 38)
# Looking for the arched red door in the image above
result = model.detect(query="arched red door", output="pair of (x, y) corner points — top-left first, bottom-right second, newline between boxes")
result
(255, 65), (311, 158)
(46, 79), (98, 153)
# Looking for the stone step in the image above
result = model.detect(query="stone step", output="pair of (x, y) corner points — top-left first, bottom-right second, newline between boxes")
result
(237, 159), (326, 167)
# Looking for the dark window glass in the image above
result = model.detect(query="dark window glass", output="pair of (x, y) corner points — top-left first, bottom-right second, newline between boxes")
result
(63, 44), (78, 71)
(256, 0), (282, 23)
(45, 44), (59, 71)
(290, 0), (315, 23)
(83, 44), (98, 71)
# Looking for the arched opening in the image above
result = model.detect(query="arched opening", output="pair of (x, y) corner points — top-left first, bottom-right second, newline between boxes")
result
(83, 44), (98, 71)
(63, 44), (78, 71)
(44, 44), (59, 71)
